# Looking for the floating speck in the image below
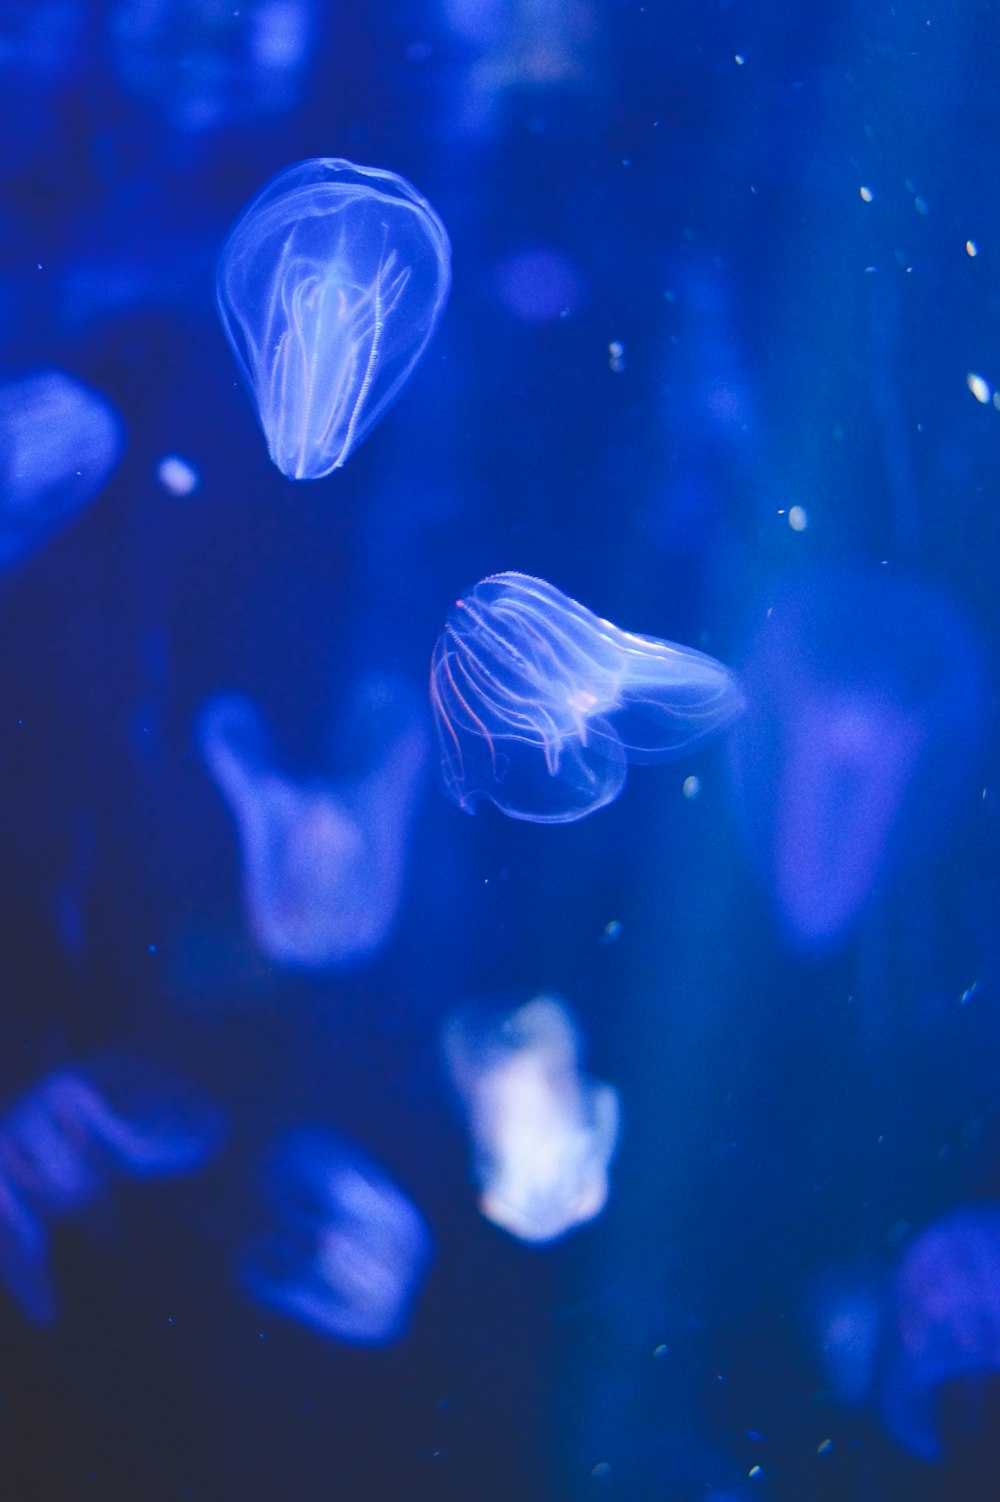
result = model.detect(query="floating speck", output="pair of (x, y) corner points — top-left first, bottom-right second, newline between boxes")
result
(914, 195), (929, 215)
(157, 455), (200, 496)
(788, 505), (808, 531)
(859, 185), (874, 202)
(966, 239), (979, 257)
(591, 1461), (611, 1478)
(735, 53), (745, 65)
(749, 1465), (763, 1480)
(653, 1343), (669, 1359)
(818, 1438), (833, 1455)
(608, 341), (626, 373)
(599, 919), (623, 945)
(967, 372), (991, 404)
(682, 775), (701, 800)
(960, 980), (980, 1006)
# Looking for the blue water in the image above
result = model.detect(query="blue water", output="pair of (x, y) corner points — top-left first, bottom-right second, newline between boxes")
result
(0, 2), (998, 1499)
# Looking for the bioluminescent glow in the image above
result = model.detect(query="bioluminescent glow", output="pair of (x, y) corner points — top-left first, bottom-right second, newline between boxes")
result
(198, 673), (428, 969)
(430, 572), (743, 823)
(728, 570), (986, 952)
(0, 1056), (225, 1324)
(0, 370), (123, 565)
(216, 157), (451, 478)
(881, 1206), (1000, 1460)
(241, 1129), (432, 1345)
(442, 993), (620, 1244)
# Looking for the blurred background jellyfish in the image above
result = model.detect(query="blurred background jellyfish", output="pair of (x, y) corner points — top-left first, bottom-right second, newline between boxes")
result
(442, 993), (620, 1244)
(198, 673), (428, 970)
(241, 1128), (432, 1345)
(216, 158), (452, 479)
(110, 0), (315, 132)
(430, 572), (744, 823)
(727, 569), (986, 953)
(0, 370), (124, 568)
(805, 1264), (884, 1408)
(0, 1055), (225, 1325)
(880, 1205), (1000, 1463)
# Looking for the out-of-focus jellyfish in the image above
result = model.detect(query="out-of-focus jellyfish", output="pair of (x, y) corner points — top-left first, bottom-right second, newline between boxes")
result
(0, 3), (84, 178)
(806, 1265), (883, 1406)
(216, 158), (451, 479)
(0, 371), (124, 566)
(198, 674), (428, 969)
(430, 572), (743, 823)
(0, 1056), (225, 1324)
(241, 1129), (432, 1345)
(727, 570), (986, 952)
(880, 1206), (1000, 1459)
(442, 993), (620, 1243)
(156, 455), (199, 496)
(110, 0), (314, 131)
(494, 247), (585, 323)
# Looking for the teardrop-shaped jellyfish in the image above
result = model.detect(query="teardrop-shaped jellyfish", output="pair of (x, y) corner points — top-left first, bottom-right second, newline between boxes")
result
(216, 157), (452, 479)
(198, 674), (428, 969)
(430, 572), (744, 822)
(442, 993), (620, 1244)
(0, 370), (124, 565)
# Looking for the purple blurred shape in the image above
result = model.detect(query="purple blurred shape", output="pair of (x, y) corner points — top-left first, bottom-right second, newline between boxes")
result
(728, 570), (985, 951)
(442, 993), (620, 1244)
(241, 1129), (432, 1345)
(0, 1056), (225, 1324)
(0, 371), (124, 566)
(881, 1206), (1000, 1459)
(198, 674), (428, 970)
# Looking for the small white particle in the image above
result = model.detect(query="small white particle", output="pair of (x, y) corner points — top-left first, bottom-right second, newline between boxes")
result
(966, 239), (979, 257)
(859, 185), (874, 202)
(967, 372), (991, 404)
(682, 775), (701, 800)
(157, 454), (200, 495)
(788, 504), (808, 531)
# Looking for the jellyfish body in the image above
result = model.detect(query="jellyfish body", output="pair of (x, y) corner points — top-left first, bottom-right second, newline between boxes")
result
(241, 1130), (432, 1345)
(442, 994), (620, 1243)
(0, 1057), (225, 1324)
(430, 572), (743, 823)
(727, 570), (986, 952)
(198, 674), (428, 969)
(880, 1206), (1000, 1459)
(216, 157), (451, 479)
(0, 370), (124, 565)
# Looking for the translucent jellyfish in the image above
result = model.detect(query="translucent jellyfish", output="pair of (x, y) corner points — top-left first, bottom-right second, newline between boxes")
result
(241, 1129), (432, 1345)
(430, 572), (744, 823)
(727, 570), (985, 951)
(880, 1206), (1000, 1459)
(0, 1056), (225, 1324)
(198, 674), (428, 969)
(110, 0), (314, 131)
(216, 158), (451, 479)
(0, 371), (124, 566)
(442, 994), (620, 1244)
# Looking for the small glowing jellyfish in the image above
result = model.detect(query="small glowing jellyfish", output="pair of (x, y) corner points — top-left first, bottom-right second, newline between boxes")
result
(198, 674), (428, 969)
(0, 1056), (225, 1324)
(216, 157), (451, 479)
(442, 993), (620, 1243)
(241, 1129), (432, 1345)
(430, 572), (744, 822)
(0, 370), (124, 565)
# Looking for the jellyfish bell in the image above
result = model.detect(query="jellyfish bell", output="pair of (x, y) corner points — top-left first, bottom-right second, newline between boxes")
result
(430, 572), (743, 823)
(727, 568), (986, 952)
(216, 157), (452, 479)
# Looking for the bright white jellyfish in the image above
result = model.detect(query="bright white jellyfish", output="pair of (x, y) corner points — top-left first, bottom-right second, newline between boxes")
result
(241, 1129), (432, 1345)
(442, 993), (620, 1244)
(0, 370), (123, 565)
(216, 157), (452, 479)
(198, 673), (428, 970)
